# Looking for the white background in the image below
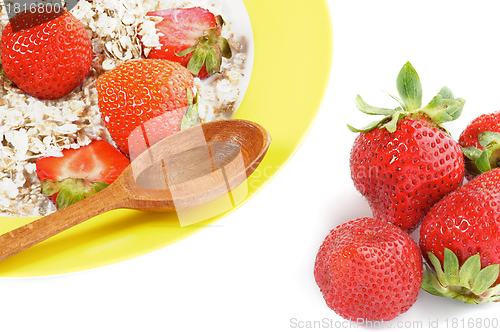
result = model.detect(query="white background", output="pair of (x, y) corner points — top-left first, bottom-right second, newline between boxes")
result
(2, 1), (500, 331)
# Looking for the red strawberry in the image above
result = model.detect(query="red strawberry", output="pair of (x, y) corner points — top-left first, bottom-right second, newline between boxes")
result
(349, 62), (465, 232)
(141, 7), (232, 79)
(1, 9), (92, 100)
(36, 140), (130, 209)
(419, 168), (500, 304)
(459, 111), (500, 179)
(314, 217), (423, 321)
(96, 59), (195, 157)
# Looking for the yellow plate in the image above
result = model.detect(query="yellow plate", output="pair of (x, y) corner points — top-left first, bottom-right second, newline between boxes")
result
(0, 0), (332, 277)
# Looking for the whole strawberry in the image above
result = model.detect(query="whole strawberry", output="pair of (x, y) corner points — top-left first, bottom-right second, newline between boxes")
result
(419, 169), (500, 304)
(314, 217), (423, 321)
(1, 9), (92, 100)
(349, 62), (465, 232)
(141, 7), (232, 79)
(459, 111), (500, 179)
(96, 59), (195, 157)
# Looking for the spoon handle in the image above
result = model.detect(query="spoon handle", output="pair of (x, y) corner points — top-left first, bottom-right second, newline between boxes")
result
(0, 185), (125, 263)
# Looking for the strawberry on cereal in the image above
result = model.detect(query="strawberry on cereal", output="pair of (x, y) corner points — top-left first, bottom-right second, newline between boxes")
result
(0, 0), (250, 216)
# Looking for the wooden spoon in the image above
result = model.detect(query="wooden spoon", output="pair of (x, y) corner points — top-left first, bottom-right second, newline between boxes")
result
(0, 119), (271, 262)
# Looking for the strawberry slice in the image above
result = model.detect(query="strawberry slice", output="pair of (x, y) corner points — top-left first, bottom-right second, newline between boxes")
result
(36, 140), (130, 209)
(143, 7), (232, 79)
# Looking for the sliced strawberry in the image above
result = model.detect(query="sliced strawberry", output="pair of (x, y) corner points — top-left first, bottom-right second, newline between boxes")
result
(36, 140), (130, 209)
(143, 7), (232, 79)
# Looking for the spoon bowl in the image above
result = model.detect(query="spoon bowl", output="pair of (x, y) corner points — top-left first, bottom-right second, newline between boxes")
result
(127, 118), (270, 211)
(0, 119), (271, 262)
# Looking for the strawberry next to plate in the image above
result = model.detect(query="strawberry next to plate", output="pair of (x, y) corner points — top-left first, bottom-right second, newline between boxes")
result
(348, 62), (465, 232)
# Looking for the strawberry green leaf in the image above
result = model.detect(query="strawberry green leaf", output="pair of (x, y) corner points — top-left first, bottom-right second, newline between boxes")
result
(476, 150), (493, 173)
(444, 248), (460, 285)
(215, 15), (226, 28)
(438, 85), (455, 100)
(428, 251), (448, 285)
(41, 179), (64, 196)
(203, 28), (229, 75)
(482, 283), (500, 300)
(478, 131), (500, 150)
(419, 94), (461, 123)
(461, 147), (489, 177)
(436, 86), (465, 121)
(215, 15), (231, 60)
(347, 118), (389, 133)
(355, 95), (396, 116)
(423, 250), (500, 304)
(458, 254), (481, 289)
(206, 48), (221, 76)
(451, 97), (466, 121)
(176, 45), (198, 58)
(177, 23), (231, 77)
(396, 61), (422, 111)
(421, 276), (444, 297)
(185, 46), (207, 76)
(471, 264), (500, 295)
(181, 90), (200, 130)
(462, 146), (484, 161)
(383, 90), (406, 111)
(381, 111), (405, 133)
(422, 265), (447, 297)
(41, 178), (109, 210)
(218, 36), (232, 59)
(416, 86), (465, 123)
(57, 186), (85, 209)
(349, 62), (464, 134)
(461, 132), (500, 175)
